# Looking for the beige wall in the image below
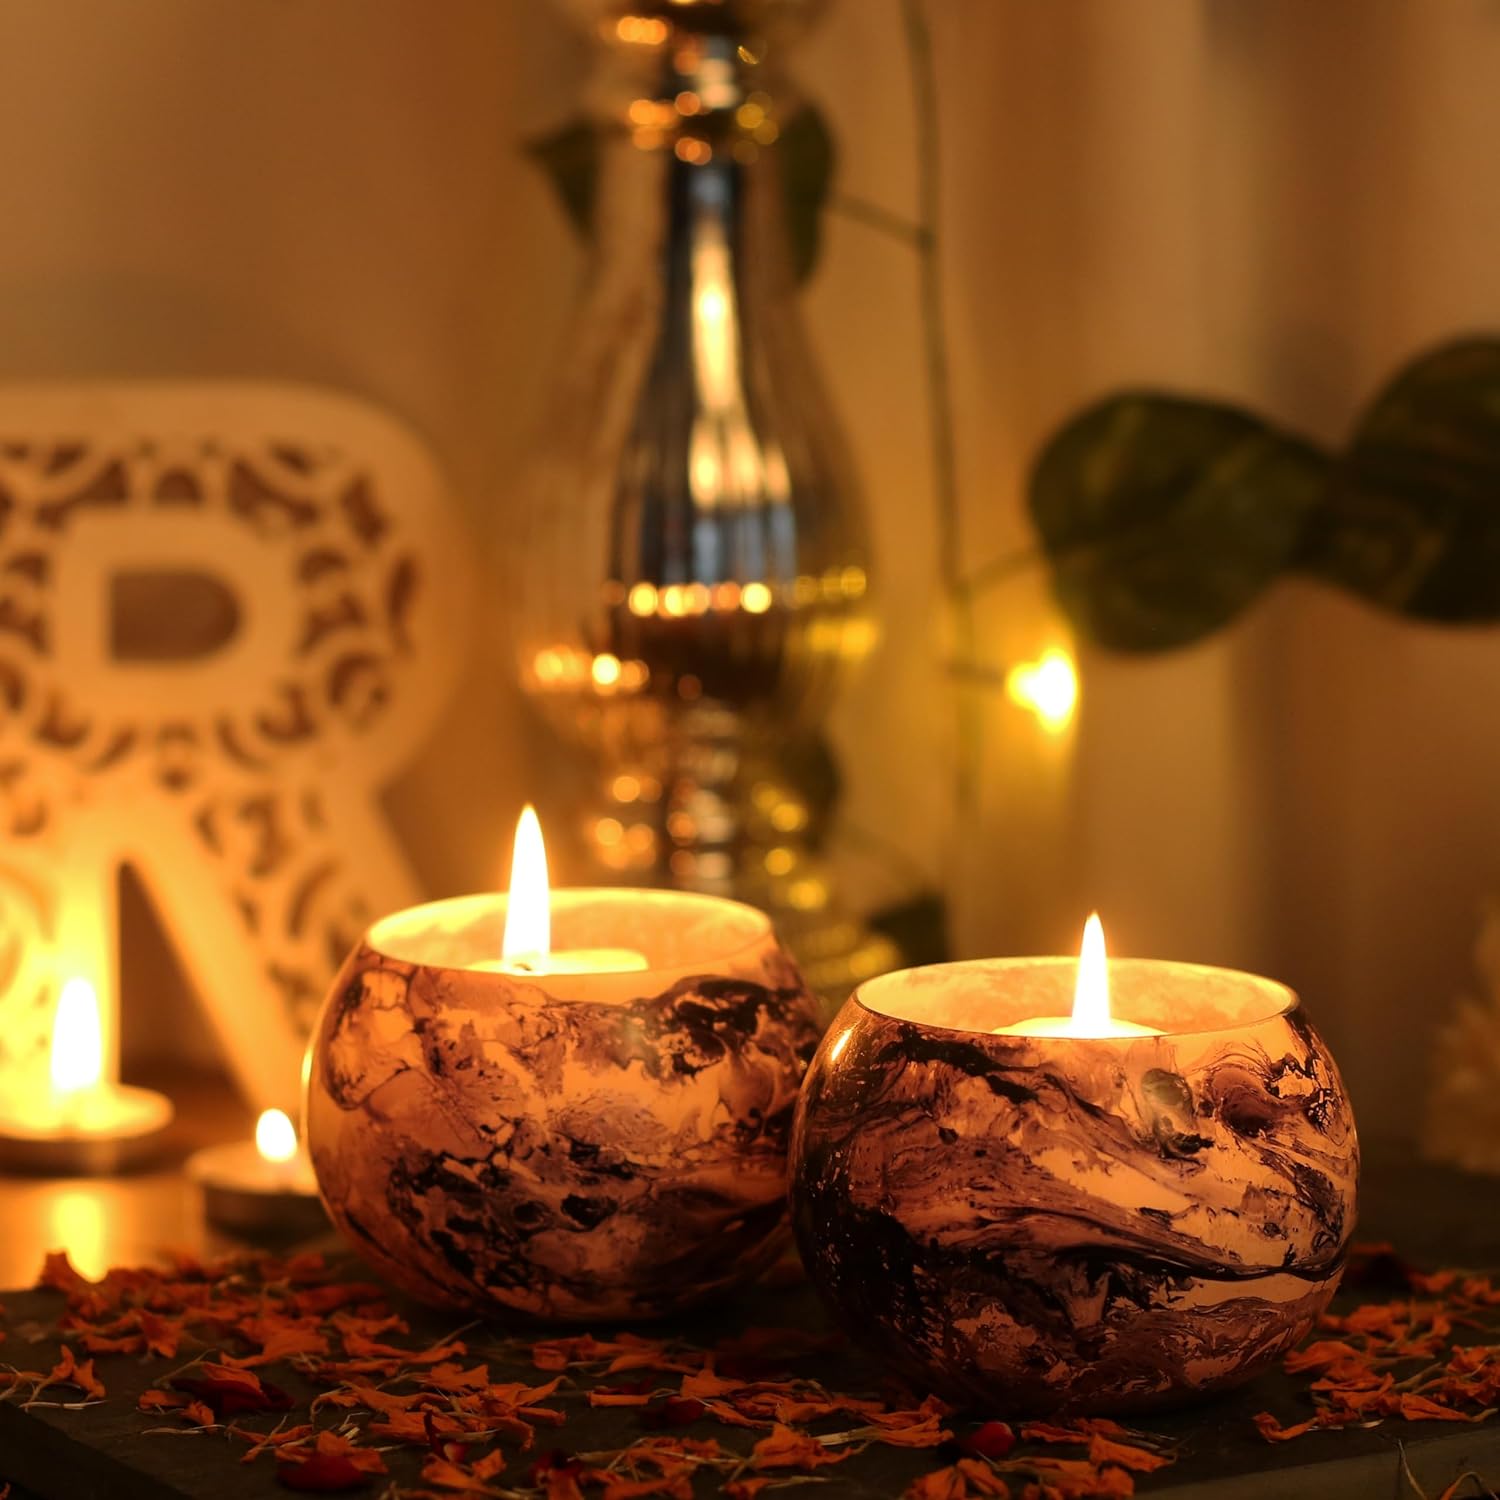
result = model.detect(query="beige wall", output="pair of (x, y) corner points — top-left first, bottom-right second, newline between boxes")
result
(814, 0), (1500, 1146)
(5, 0), (1499, 1143)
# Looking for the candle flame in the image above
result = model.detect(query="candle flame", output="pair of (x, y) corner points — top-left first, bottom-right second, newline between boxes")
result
(255, 1108), (298, 1164)
(50, 978), (103, 1095)
(502, 804), (551, 968)
(1069, 913), (1112, 1037)
(993, 914), (1160, 1039)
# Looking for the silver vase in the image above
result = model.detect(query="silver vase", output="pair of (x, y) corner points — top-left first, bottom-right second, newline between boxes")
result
(514, 0), (898, 1002)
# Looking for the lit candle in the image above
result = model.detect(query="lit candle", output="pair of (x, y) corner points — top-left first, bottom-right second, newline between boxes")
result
(304, 840), (822, 1319)
(792, 931), (1360, 1414)
(0, 978), (174, 1174)
(187, 1108), (327, 1241)
(475, 806), (649, 975)
(992, 914), (1162, 1038)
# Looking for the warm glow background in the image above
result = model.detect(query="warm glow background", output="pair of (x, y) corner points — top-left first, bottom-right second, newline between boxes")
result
(2, 1), (1499, 1144)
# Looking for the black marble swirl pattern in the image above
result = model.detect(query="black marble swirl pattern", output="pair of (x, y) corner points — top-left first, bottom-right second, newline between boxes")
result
(790, 1003), (1359, 1414)
(307, 939), (819, 1321)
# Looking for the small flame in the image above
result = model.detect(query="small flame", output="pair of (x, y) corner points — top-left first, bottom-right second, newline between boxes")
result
(255, 1108), (298, 1164)
(1069, 913), (1111, 1037)
(50, 978), (103, 1096)
(502, 805), (551, 968)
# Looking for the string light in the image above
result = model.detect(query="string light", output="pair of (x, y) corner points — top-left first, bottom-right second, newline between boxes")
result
(615, 15), (668, 45)
(1005, 647), (1078, 734)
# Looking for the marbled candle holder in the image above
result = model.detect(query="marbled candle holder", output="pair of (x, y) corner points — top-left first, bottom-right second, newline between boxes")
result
(790, 959), (1359, 1414)
(306, 890), (819, 1321)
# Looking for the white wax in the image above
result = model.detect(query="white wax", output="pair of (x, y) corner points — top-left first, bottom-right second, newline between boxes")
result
(0, 1081), (174, 1141)
(992, 1015), (1163, 1039)
(187, 1140), (318, 1197)
(473, 948), (650, 977)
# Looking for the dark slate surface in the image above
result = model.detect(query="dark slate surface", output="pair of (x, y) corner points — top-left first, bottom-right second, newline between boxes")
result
(1, 1150), (1498, 1500)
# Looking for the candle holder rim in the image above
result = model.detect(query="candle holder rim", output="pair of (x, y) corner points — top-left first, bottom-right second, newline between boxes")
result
(364, 886), (776, 972)
(847, 954), (1299, 1041)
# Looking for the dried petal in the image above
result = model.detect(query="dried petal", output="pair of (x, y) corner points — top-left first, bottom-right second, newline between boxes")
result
(1087, 1435), (1172, 1473)
(1019, 1422), (1088, 1446)
(420, 1361), (491, 1393)
(1253, 1411), (1319, 1443)
(590, 1389), (657, 1408)
(1398, 1394), (1477, 1423)
(175, 1361), (294, 1415)
(229, 1326), (331, 1366)
(418, 1451), (507, 1493)
(139, 1312), (184, 1357)
(1016, 1457), (1134, 1497)
(600, 1478), (693, 1500)
(277, 1432), (387, 1492)
(82, 1332), (144, 1356)
(43, 1345), (105, 1400)
(37, 1251), (87, 1292)
(905, 1468), (970, 1500)
(954, 1459), (1013, 1497)
(748, 1423), (852, 1471)
(234, 1423), (317, 1462)
(640, 1396), (705, 1429)
(139, 1389), (187, 1412)
(341, 1329), (465, 1364)
(723, 1481), (774, 1500)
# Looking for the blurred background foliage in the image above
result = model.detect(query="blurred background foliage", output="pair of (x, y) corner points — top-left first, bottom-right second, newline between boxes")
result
(1030, 339), (1500, 651)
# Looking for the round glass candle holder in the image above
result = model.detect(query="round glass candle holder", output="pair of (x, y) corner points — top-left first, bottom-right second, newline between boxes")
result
(306, 890), (820, 1321)
(790, 959), (1359, 1415)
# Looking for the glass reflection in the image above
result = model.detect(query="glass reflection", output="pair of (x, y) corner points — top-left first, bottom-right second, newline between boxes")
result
(515, 0), (895, 999)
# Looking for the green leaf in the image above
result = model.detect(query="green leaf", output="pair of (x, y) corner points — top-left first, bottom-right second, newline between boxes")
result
(778, 105), (835, 283)
(525, 117), (599, 240)
(1304, 338), (1500, 620)
(523, 105), (835, 284)
(869, 889), (949, 967)
(779, 732), (842, 847)
(1029, 394), (1330, 651)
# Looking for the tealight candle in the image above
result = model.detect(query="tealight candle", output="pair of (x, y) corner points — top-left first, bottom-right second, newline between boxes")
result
(187, 1108), (327, 1241)
(305, 805), (821, 1321)
(471, 806), (648, 976)
(992, 914), (1162, 1038)
(791, 920), (1359, 1414)
(0, 979), (174, 1175)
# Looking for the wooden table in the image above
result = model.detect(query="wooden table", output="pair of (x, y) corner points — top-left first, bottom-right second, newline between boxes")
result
(0, 1067), (263, 1289)
(2, 1095), (1498, 1500)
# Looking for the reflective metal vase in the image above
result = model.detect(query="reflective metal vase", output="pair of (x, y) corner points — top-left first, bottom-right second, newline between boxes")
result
(515, 0), (897, 1001)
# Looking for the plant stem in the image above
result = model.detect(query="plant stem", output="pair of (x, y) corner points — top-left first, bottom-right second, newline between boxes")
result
(829, 192), (929, 249)
(902, 0), (959, 594)
(963, 545), (1040, 594)
(945, 658), (1010, 687)
(900, 0), (981, 812)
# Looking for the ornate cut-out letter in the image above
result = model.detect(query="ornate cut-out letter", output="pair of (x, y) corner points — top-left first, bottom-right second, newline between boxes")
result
(0, 385), (471, 1111)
